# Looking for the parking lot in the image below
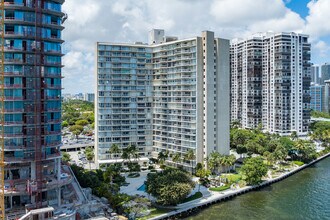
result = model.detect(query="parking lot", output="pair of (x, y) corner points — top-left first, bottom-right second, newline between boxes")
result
(66, 150), (97, 170)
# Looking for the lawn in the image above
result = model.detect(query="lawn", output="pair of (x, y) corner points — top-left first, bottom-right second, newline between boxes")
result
(209, 185), (231, 192)
(137, 208), (173, 220)
(181, 191), (203, 203)
(293, 161), (305, 166)
(221, 174), (241, 183)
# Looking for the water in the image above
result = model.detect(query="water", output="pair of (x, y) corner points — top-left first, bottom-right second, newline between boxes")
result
(187, 157), (330, 220)
(138, 183), (146, 192)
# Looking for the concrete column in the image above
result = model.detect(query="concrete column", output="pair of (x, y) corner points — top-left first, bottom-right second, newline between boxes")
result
(31, 161), (36, 179)
(57, 158), (61, 181)
(10, 196), (12, 209)
(58, 188), (61, 206)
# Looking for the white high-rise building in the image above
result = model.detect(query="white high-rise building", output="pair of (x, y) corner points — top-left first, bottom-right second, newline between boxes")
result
(231, 32), (311, 136)
(95, 30), (230, 169)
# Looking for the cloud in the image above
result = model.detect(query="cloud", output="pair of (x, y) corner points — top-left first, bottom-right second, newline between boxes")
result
(305, 0), (330, 39)
(313, 40), (330, 59)
(210, 0), (286, 26)
(61, 0), (329, 93)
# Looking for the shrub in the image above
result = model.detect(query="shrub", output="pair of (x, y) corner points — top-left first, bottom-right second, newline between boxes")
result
(148, 165), (154, 170)
(238, 180), (247, 188)
(160, 164), (166, 169)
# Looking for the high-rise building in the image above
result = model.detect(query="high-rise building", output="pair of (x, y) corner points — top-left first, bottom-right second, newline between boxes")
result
(320, 63), (330, 85)
(0, 0), (76, 218)
(83, 93), (95, 103)
(231, 32), (311, 136)
(311, 64), (320, 84)
(309, 83), (330, 113)
(95, 30), (230, 169)
(230, 36), (262, 129)
(310, 84), (323, 112)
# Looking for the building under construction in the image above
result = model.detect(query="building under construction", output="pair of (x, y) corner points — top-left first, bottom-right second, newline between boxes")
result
(0, 0), (85, 219)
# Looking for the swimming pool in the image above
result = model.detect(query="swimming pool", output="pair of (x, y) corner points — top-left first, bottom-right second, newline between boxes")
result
(137, 183), (146, 192)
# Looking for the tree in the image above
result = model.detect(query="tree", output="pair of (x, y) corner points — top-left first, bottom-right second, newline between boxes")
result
(196, 168), (210, 178)
(85, 147), (95, 170)
(158, 183), (192, 206)
(121, 145), (140, 173)
(145, 168), (195, 205)
(236, 145), (248, 158)
(121, 149), (130, 164)
(240, 157), (268, 185)
(172, 152), (181, 168)
(273, 145), (287, 163)
(263, 151), (274, 166)
(103, 165), (117, 185)
(109, 144), (121, 163)
(75, 119), (89, 126)
(62, 152), (71, 163)
(123, 197), (151, 220)
(157, 151), (168, 166)
(184, 149), (195, 174)
(227, 154), (236, 173)
(69, 125), (84, 140)
(207, 151), (221, 174)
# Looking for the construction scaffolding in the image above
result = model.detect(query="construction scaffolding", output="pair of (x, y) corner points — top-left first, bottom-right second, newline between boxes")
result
(0, 0), (5, 219)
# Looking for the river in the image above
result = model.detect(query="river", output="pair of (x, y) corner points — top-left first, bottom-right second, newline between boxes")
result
(187, 157), (330, 220)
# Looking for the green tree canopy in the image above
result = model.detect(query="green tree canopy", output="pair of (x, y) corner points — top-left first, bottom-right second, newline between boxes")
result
(145, 168), (195, 205)
(240, 157), (268, 185)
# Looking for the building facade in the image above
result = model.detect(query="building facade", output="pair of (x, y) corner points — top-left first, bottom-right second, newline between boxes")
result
(310, 84), (323, 112)
(95, 30), (230, 169)
(230, 36), (263, 129)
(83, 93), (95, 103)
(320, 63), (330, 85)
(231, 32), (311, 136)
(1, 0), (73, 217)
(311, 64), (320, 84)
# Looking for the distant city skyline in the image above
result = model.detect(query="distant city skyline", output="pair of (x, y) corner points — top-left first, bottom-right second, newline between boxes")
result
(61, 0), (330, 93)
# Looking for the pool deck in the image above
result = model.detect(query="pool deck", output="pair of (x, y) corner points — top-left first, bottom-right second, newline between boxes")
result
(120, 171), (150, 197)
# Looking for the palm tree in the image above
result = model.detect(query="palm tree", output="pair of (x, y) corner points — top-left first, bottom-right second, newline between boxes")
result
(294, 139), (306, 161)
(128, 145), (139, 162)
(172, 153), (181, 168)
(207, 151), (221, 174)
(157, 151), (167, 166)
(85, 149), (94, 170)
(109, 144), (121, 164)
(227, 155), (236, 172)
(121, 148), (131, 165)
(103, 166), (116, 184)
(219, 155), (230, 173)
(184, 149), (195, 174)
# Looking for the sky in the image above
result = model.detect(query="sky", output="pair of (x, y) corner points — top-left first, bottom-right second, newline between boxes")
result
(61, 0), (330, 94)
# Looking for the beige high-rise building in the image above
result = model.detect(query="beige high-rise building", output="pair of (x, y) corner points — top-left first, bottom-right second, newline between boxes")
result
(95, 30), (230, 170)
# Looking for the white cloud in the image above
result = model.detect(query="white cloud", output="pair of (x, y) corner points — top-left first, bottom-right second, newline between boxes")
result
(305, 0), (330, 38)
(313, 40), (330, 59)
(210, 0), (286, 26)
(61, 0), (329, 93)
